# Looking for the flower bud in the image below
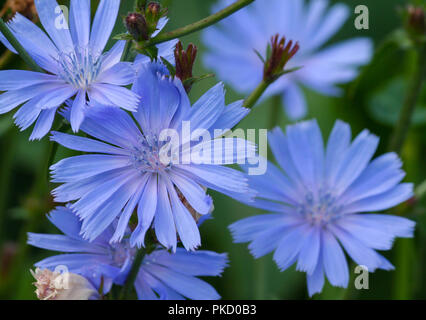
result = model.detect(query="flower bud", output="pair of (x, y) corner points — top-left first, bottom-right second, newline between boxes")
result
(125, 12), (149, 41)
(145, 2), (167, 34)
(264, 34), (299, 82)
(174, 41), (198, 91)
(406, 5), (425, 38)
(31, 268), (99, 300)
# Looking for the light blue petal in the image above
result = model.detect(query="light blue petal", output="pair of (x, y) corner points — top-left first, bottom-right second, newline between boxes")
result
(13, 99), (42, 131)
(89, 83), (140, 112)
(342, 183), (413, 214)
(36, 84), (77, 109)
(28, 233), (106, 254)
(169, 171), (211, 215)
(29, 107), (57, 140)
(184, 83), (226, 131)
(47, 207), (82, 239)
(286, 119), (325, 190)
(325, 120), (351, 184)
(322, 230), (349, 288)
(50, 154), (131, 182)
(229, 213), (300, 243)
(0, 70), (58, 91)
(306, 256), (325, 297)
(282, 84), (307, 120)
(336, 214), (415, 250)
(70, 90), (87, 132)
(89, 0), (120, 55)
(340, 152), (405, 204)
(50, 131), (128, 155)
(80, 177), (142, 241)
(154, 177), (177, 251)
(273, 223), (311, 271)
(333, 129), (379, 195)
(0, 82), (62, 114)
(7, 13), (59, 72)
(167, 179), (201, 251)
(97, 62), (135, 85)
(248, 225), (287, 258)
(296, 226), (321, 275)
(130, 174), (158, 247)
(69, 0), (90, 47)
(209, 100), (249, 136)
(146, 264), (221, 300)
(148, 249), (228, 277)
(35, 0), (73, 53)
(329, 224), (384, 272)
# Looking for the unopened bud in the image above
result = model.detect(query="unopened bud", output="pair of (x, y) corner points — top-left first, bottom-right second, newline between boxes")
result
(145, 2), (167, 34)
(31, 268), (99, 300)
(126, 12), (149, 41)
(406, 6), (425, 37)
(264, 34), (299, 82)
(174, 41), (198, 91)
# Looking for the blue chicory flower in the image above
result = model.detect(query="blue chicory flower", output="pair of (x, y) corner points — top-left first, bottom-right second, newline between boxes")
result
(202, 0), (373, 120)
(50, 63), (255, 251)
(0, 0), (175, 139)
(229, 119), (415, 296)
(28, 206), (228, 300)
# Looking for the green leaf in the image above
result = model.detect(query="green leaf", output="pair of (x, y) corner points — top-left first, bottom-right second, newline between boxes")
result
(160, 57), (176, 76)
(113, 33), (134, 41)
(368, 77), (426, 127)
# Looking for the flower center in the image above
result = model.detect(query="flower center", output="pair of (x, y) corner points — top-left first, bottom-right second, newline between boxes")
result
(57, 47), (103, 90)
(130, 135), (172, 173)
(297, 189), (342, 226)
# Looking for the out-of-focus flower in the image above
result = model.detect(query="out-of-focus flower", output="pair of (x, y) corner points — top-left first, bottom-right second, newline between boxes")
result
(31, 268), (99, 300)
(230, 120), (415, 296)
(49, 63), (255, 251)
(202, 0), (373, 120)
(1, 0), (37, 21)
(28, 207), (228, 300)
(0, 0), (141, 138)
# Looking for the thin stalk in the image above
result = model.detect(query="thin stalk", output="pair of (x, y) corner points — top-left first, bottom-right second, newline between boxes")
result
(120, 249), (146, 299)
(388, 44), (425, 300)
(0, 18), (43, 72)
(388, 45), (426, 153)
(142, 0), (254, 48)
(243, 80), (270, 109)
(120, 40), (133, 62)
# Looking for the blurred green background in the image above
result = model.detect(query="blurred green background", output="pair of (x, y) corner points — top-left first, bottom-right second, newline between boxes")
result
(0, 0), (425, 300)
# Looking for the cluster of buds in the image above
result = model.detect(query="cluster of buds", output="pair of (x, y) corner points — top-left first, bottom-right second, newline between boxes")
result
(263, 34), (300, 82)
(174, 41), (198, 91)
(125, 1), (167, 42)
(31, 268), (99, 300)
(1, 0), (37, 21)
(405, 5), (426, 42)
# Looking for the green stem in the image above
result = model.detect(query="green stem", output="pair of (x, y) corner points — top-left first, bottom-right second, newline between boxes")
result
(0, 18), (43, 72)
(243, 80), (270, 109)
(120, 248), (146, 299)
(142, 0), (254, 48)
(120, 40), (133, 62)
(389, 44), (425, 300)
(388, 44), (426, 153)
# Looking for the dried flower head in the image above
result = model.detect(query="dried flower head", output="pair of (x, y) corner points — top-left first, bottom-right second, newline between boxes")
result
(31, 268), (98, 300)
(264, 34), (299, 82)
(1, 0), (37, 21)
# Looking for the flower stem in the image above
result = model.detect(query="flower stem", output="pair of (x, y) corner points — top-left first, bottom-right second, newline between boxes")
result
(142, 0), (254, 48)
(0, 18), (43, 73)
(120, 40), (133, 62)
(120, 248), (146, 299)
(388, 44), (426, 153)
(243, 80), (270, 109)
